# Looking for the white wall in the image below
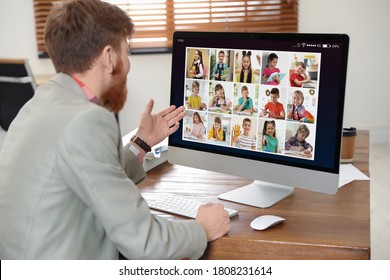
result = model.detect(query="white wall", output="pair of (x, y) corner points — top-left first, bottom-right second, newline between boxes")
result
(0, 0), (55, 76)
(1, 0), (389, 141)
(119, 53), (172, 136)
(299, 0), (390, 143)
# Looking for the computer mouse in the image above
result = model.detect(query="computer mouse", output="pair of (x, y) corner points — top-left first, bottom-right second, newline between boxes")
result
(250, 215), (285, 230)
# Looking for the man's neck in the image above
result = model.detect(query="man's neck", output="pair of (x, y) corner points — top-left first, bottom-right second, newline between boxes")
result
(72, 71), (104, 104)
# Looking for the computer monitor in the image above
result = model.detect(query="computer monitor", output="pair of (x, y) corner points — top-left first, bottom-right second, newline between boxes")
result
(168, 31), (349, 208)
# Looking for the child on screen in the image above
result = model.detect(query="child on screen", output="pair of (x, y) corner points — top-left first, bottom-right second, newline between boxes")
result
(186, 81), (206, 110)
(188, 49), (204, 79)
(287, 90), (315, 123)
(262, 120), (278, 153)
(208, 116), (226, 141)
(290, 62), (311, 87)
(263, 53), (281, 85)
(212, 50), (228, 81)
(285, 124), (313, 157)
(208, 83), (232, 110)
(190, 111), (205, 139)
(259, 87), (285, 119)
(231, 118), (256, 150)
(234, 85), (254, 113)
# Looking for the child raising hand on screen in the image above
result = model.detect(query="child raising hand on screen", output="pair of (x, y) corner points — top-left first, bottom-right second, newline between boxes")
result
(231, 118), (256, 150)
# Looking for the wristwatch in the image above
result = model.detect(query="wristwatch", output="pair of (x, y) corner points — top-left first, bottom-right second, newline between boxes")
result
(130, 135), (152, 153)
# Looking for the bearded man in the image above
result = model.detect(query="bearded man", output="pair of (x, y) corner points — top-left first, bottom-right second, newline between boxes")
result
(0, 0), (229, 260)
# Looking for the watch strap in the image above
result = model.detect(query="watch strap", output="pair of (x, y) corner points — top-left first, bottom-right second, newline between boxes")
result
(130, 135), (152, 153)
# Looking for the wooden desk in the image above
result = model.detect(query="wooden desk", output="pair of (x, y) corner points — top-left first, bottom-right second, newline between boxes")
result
(138, 131), (370, 259)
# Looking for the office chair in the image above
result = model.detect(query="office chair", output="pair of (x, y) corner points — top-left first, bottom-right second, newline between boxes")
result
(0, 59), (36, 130)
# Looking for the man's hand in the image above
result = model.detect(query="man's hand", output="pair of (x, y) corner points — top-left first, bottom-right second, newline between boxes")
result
(196, 203), (230, 242)
(136, 99), (185, 147)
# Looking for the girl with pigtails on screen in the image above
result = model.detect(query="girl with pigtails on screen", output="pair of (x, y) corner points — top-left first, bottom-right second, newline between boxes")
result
(234, 50), (261, 84)
(262, 120), (278, 153)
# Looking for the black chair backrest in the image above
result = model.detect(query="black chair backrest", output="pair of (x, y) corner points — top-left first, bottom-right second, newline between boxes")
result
(0, 59), (36, 130)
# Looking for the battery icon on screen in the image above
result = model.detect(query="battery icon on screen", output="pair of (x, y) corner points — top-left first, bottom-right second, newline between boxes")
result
(322, 44), (331, 48)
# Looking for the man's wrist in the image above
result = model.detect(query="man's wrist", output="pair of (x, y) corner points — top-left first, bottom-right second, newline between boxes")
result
(130, 135), (151, 153)
(127, 141), (146, 162)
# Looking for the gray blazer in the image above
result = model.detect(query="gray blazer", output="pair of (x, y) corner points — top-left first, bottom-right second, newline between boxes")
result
(0, 73), (207, 259)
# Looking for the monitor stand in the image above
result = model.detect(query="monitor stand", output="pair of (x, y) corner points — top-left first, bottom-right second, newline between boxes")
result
(218, 180), (294, 208)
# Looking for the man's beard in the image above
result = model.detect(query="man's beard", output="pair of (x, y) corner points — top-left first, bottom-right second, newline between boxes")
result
(101, 58), (128, 113)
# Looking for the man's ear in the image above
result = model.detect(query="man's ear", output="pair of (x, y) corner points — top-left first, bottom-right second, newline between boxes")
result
(101, 45), (115, 74)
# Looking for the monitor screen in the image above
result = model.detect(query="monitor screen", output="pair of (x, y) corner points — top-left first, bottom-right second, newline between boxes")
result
(168, 31), (349, 208)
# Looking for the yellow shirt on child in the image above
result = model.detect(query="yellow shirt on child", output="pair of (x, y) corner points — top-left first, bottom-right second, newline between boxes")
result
(187, 95), (202, 109)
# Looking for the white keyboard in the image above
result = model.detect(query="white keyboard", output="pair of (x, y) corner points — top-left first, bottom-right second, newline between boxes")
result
(147, 196), (239, 219)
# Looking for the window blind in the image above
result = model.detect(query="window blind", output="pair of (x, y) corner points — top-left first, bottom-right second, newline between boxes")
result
(33, 0), (298, 55)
